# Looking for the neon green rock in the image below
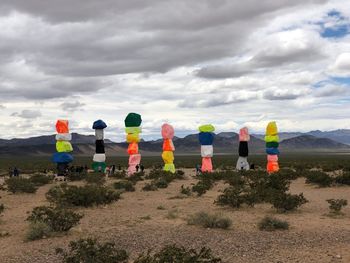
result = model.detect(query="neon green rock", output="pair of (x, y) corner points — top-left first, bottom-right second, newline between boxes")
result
(198, 124), (215, 133)
(164, 163), (176, 174)
(56, 141), (73, 153)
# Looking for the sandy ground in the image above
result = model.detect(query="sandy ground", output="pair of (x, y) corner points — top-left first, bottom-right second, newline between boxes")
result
(0, 169), (349, 263)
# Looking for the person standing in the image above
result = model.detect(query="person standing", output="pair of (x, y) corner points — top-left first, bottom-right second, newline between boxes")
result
(135, 164), (140, 173)
(140, 164), (145, 173)
(13, 167), (19, 177)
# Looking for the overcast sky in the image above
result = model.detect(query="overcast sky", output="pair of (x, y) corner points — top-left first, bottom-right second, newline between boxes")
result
(0, 0), (349, 141)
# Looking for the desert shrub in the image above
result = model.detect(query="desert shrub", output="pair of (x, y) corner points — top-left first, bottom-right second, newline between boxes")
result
(85, 173), (106, 185)
(271, 193), (308, 212)
(187, 212), (232, 229)
(26, 222), (52, 241)
(127, 172), (145, 184)
(27, 206), (82, 232)
(46, 184), (120, 207)
(66, 170), (86, 181)
(0, 203), (4, 215)
(154, 178), (169, 189)
(114, 180), (135, 192)
(327, 199), (348, 214)
(216, 186), (256, 208)
(29, 174), (53, 186)
(192, 178), (214, 196)
(166, 209), (179, 219)
(258, 216), (289, 231)
(134, 245), (222, 263)
(180, 185), (192, 196)
(335, 173), (350, 185)
(176, 170), (185, 176)
(142, 182), (158, 191)
(305, 171), (333, 187)
(109, 170), (127, 179)
(56, 238), (129, 263)
(5, 177), (37, 193)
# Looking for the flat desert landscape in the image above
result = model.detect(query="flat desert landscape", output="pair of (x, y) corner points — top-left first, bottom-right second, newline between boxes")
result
(0, 168), (349, 263)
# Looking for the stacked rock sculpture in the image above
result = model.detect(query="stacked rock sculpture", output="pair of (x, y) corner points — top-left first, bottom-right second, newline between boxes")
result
(92, 120), (107, 172)
(161, 123), (175, 173)
(236, 127), (250, 171)
(124, 113), (142, 176)
(265, 121), (280, 173)
(53, 120), (73, 177)
(198, 124), (215, 173)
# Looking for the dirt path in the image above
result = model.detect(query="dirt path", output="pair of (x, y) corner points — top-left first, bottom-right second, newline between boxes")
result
(0, 169), (349, 262)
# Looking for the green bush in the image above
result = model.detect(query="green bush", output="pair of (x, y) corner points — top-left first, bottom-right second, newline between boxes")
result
(46, 183), (120, 207)
(66, 170), (86, 181)
(109, 170), (127, 179)
(142, 182), (158, 191)
(114, 180), (135, 192)
(258, 216), (289, 231)
(187, 212), (232, 229)
(154, 178), (169, 189)
(0, 203), (4, 215)
(134, 245), (222, 263)
(5, 177), (37, 193)
(127, 172), (145, 184)
(26, 222), (52, 241)
(56, 238), (129, 263)
(305, 171), (333, 187)
(192, 178), (213, 196)
(216, 186), (255, 208)
(335, 173), (350, 185)
(327, 199), (348, 214)
(180, 185), (192, 196)
(271, 193), (308, 212)
(85, 173), (106, 185)
(29, 174), (53, 186)
(27, 206), (82, 232)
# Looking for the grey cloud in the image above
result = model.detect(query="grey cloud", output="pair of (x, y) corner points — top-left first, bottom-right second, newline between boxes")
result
(313, 85), (348, 97)
(60, 101), (85, 111)
(263, 88), (309, 100)
(11, 109), (42, 119)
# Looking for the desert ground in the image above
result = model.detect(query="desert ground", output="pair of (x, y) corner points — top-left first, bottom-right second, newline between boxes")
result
(0, 168), (349, 263)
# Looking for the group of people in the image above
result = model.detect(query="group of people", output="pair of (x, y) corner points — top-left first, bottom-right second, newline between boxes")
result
(8, 167), (20, 177)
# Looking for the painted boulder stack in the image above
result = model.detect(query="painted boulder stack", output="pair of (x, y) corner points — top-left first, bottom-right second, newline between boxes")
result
(53, 120), (73, 176)
(161, 123), (175, 173)
(92, 120), (107, 172)
(125, 113), (142, 176)
(265, 121), (280, 173)
(236, 127), (250, 171)
(198, 124), (215, 173)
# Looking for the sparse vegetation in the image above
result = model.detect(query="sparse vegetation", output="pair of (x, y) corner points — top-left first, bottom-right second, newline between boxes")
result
(5, 177), (37, 193)
(305, 171), (333, 187)
(271, 193), (308, 212)
(56, 238), (129, 263)
(114, 180), (136, 192)
(335, 173), (350, 185)
(0, 203), (4, 215)
(46, 183), (120, 207)
(187, 212), (232, 229)
(85, 173), (106, 185)
(142, 182), (158, 191)
(327, 199), (348, 215)
(27, 206), (82, 232)
(134, 245), (222, 263)
(180, 185), (192, 196)
(26, 222), (52, 241)
(166, 209), (179, 219)
(258, 216), (289, 231)
(29, 174), (53, 186)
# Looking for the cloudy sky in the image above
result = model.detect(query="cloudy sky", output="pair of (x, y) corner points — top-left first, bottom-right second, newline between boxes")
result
(0, 0), (349, 141)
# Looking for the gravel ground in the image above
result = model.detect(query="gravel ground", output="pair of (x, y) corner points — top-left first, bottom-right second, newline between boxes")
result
(0, 169), (349, 262)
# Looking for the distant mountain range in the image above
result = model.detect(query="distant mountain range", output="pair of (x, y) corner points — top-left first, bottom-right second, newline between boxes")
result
(0, 130), (349, 156)
(253, 129), (350, 145)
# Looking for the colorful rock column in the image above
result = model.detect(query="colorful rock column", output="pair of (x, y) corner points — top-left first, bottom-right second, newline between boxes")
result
(53, 120), (73, 176)
(198, 124), (215, 173)
(92, 120), (107, 172)
(161, 123), (175, 173)
(265, 121), (280, 173)
(236, 127), (250, 171)
(124, 113), (142, 176)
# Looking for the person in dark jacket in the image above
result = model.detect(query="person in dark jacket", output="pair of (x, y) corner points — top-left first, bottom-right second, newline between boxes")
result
(140, 164), (145, 172)
(13, 167), (19, 177)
